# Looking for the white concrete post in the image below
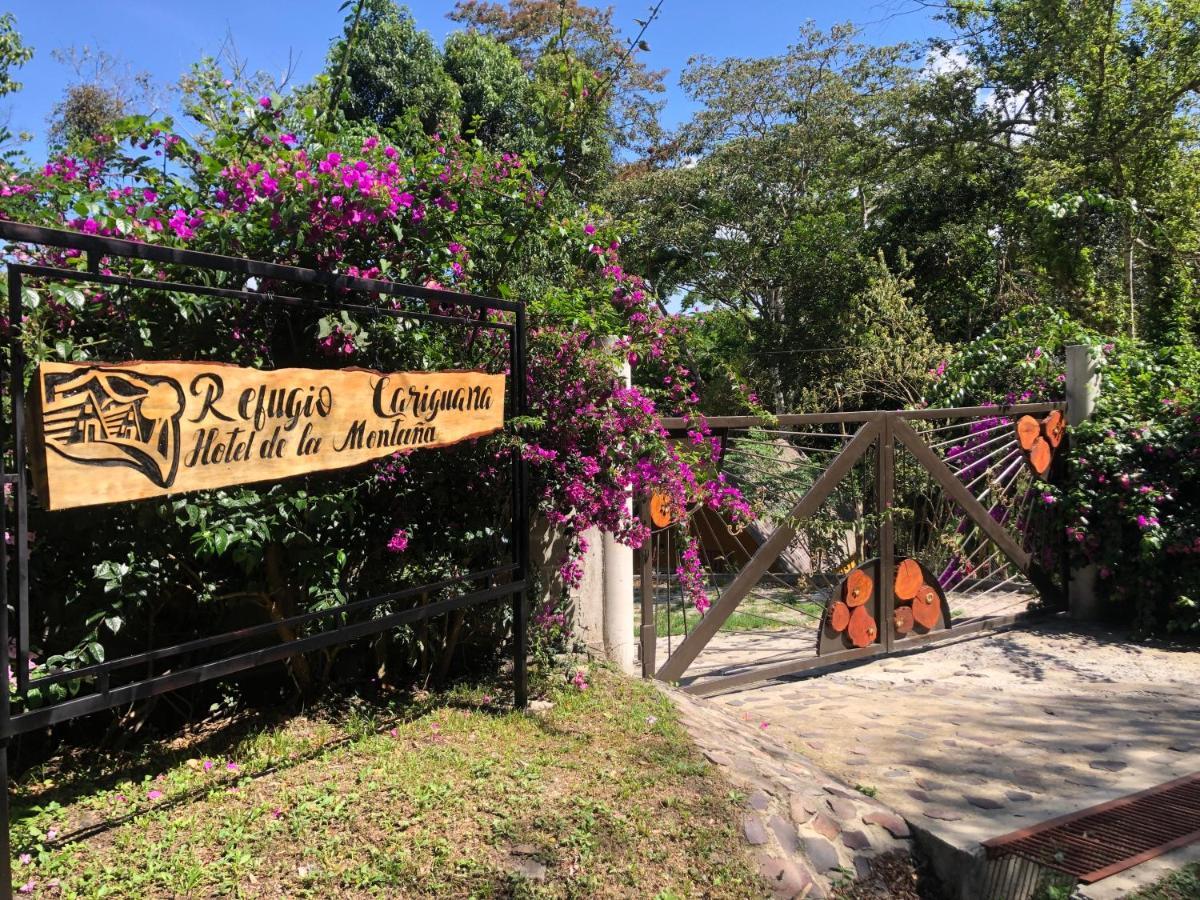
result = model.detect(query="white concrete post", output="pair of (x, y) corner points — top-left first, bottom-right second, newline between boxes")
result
(1066, 344), (1100, 428)
(570, 340), (636, 671)
(1066, 344), (1101, 619)
(601, 347), (636, 673)
(574, 528), (606, 657)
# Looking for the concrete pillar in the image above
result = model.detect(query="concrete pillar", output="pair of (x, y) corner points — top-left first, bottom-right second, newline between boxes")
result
(1066, 344), (1100, 427)
(574, 526), (606, 657)
(571, 340), (635, 670)
(1065, 344), (1102, 619)
(602, 351), (636, 672)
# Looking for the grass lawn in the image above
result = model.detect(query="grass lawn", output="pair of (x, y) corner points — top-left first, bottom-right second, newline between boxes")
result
(651, 583), (826, 638)
(8, 669), (761, 898)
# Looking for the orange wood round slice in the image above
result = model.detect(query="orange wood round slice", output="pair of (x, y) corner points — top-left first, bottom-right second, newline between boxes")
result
(848, 606), (878, 648)
(893, 605), (914, 636)
(912, 583), (941, 629)
(1043, 410), (1065, 448)
(1029, 436), (1052, 476)
(894, 558), (922, 601)
(829, 600), (851, 633)
(1016, 415), (1041, 451)
(649, 492), (674, 528)
(843, 568), (874, 608)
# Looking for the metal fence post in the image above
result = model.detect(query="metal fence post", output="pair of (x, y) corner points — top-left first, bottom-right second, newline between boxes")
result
(1065, 345), (1101, 620)
(638, 497), (656, 678)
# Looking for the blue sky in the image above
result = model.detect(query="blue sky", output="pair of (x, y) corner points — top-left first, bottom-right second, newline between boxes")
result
(3, 0), (948, 158)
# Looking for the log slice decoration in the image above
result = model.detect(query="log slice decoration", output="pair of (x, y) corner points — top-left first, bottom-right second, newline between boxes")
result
(1028, 436), (1052, 476)
(843, 568), (874, 608)
(829, 600), (851, 633)
(912, 583), (942, 630)
(1016, 415), (1041, 451)
(1043, 410), (1066, 448)
(847, 605), (878, 648)
(818, 559), (880, 656)
(649, 492), (674, 529)
(894, 558), (922, 601)
(890, 558), (951, 641)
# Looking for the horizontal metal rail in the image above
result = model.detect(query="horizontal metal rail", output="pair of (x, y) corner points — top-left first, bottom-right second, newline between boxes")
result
(29, 565), (517, 690)
(12, 264), (512, 331)
(0, 220), (521, 313)
(9, 580), (525, 735)
(660, 402), (1065, 433)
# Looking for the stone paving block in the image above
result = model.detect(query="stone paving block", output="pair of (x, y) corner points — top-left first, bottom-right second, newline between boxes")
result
(769, 814), (799, 853)
(965, 794), (1005, 810)
(803, 835), (842, 873)
(744, 815), (769, 846)
(748, 789), (772, 810)
(755, 853), (813, 898)
(862, 810), (910, 838)
(827, 797), (858, 820)
(809, 812), (840, 840)
(841, 829), (872, 851)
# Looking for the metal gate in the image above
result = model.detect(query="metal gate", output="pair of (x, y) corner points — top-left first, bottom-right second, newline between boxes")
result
(639, 403), (1068, 695)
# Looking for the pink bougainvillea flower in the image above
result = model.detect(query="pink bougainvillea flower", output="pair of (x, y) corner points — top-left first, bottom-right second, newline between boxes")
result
(571, 669), (589, 691)
(226, 762), (239, 772)
(18, 853), (31, 865)
(257, 96), (271, 109)
(45, 829), (57, 841)
(147, 789), (163, 800)
(386, 528), (409, 553)
(272, 807), (284, 819)
(203, 760), (214, 772)
(17, 879), (34, 894)
(389, 727), (398, 738)
(584, 223), (596, 235)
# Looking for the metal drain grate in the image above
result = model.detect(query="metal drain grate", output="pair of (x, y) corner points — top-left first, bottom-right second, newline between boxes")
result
(983, 772), (1200, 884)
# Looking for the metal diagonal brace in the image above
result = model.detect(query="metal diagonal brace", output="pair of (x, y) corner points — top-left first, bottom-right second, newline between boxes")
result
(892, 417), (1031, 573)
(655, 417), (882, 683)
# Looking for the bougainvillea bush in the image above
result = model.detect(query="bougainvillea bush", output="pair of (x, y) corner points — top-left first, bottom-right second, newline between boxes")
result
(929, 306), (1200, 635)
(0, 71), (745, 708)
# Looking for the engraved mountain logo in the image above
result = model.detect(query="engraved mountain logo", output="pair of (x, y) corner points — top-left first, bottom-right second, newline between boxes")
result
(40, 367), (185, 488)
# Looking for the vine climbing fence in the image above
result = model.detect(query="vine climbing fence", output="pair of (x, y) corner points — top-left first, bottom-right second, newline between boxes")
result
(639, 402), (1070, 695)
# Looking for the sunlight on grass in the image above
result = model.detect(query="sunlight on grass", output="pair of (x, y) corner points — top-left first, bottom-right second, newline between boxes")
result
(8, 671), (759, 898)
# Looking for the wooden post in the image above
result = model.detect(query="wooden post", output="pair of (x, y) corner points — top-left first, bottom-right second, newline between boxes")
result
(1066, 344), (1102, 619)
(877, 415), (896, 653)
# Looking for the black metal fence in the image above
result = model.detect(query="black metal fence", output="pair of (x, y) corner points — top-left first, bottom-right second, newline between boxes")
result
(0, 221), (531, 898)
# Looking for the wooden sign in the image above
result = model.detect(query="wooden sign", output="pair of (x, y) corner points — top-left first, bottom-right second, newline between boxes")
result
(28, 360), (506, 510)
